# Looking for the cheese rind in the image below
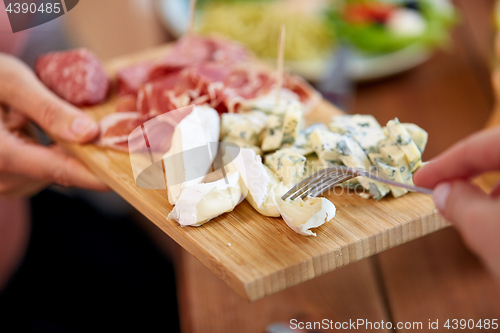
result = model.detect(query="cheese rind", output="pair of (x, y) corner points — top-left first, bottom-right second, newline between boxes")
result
(227, 148), (289, 217)
(163, 106), (220, 205)
(168, 172), (242, 226)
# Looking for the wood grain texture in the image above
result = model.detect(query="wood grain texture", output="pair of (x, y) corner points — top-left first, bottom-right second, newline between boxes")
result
(60, 45), (448, 301)
(176, 245), (391, 333)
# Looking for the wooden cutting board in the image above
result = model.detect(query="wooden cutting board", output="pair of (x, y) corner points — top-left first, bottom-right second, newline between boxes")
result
(60, 44), (449, 301)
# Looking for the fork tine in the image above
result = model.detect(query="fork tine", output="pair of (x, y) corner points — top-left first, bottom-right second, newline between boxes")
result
(298, 172), (343, 198)
(291, 175), (336, 200)
(288, 172), (326, 200)
(282, 169), (328, 200)
(307, 174), (355, 198)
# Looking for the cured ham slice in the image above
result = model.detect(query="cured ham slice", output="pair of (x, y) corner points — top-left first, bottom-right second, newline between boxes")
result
(35, 48), (110, 106)
(97, 112), (143, 151)
(116, 63), (154, 96)
(97, 105), (194, 152)
(94, 36), (321, 151)
(133, 61), (321, 119)
(116, 94), (138, 112)
(116, 35), (249, 96)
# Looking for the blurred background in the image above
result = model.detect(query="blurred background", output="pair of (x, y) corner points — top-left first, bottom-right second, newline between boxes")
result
(2, 0), (500, 332)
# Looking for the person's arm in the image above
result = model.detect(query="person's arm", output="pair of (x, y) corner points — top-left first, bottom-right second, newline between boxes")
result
(0, 53), (109, 199)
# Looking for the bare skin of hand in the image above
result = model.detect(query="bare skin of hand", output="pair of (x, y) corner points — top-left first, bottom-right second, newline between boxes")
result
(414, 127), (500, 278)
(0, 53), (109, 199)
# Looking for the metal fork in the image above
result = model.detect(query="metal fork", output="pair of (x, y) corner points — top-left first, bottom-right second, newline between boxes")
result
(281, 165), (433, 201)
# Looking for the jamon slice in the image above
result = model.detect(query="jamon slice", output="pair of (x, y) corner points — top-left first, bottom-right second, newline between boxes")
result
(115, 35), (250, 96)
(97, 105), (194, 152)
(116, 94), (138, 112)
(35, 48), (110, 106)
(116, 63), (154, 96)
(97, 112), (143, 151)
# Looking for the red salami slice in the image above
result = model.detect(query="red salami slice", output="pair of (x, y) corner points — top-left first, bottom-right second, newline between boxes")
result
(35, 48), (110, 106)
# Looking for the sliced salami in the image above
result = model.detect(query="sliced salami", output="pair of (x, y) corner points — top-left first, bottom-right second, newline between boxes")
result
(35, 48), (110, 106)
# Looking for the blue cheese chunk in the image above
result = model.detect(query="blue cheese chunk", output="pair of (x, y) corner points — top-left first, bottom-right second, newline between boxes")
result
(329, 114), (385, 153)
(308, 129), (343, 165)
(220, 111), (267, 146)
(222, 136), (262, 156)
(378, 139), (414, 186)
(261, 114), (284, 152)
(281, 101), (304, 145)
(386, 118), (422, 172)
(368, 153), (408, 198)
(337, 134), (390, 200)
(402, 123), (428, 153)
(265, 148), (306, 186)
(303, 155), (330, 179)
(289, 123), (328, 156)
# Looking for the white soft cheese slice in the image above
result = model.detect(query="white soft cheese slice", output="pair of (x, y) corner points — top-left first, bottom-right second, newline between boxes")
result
(275, 197), (336, 236)
(227, 148), (289, 217)
(163, 106), (220, 205)
(169, 172), (242, 227)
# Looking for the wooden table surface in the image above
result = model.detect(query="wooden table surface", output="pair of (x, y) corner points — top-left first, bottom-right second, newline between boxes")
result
(173, 0), (500, 331)
(64, 0), (500, 331)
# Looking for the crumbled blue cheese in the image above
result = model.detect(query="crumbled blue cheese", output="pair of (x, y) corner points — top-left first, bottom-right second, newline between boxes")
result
(368, 153), (408, 198)
(337, 134), (390, 200)
(281, 101), (304, 145)
(402, 123), (428, 153)
(220, 111), (268, 146)
(261, 114), (284, 152)
(308, 129), (343, 165)
(265, 148), (306, 186)
(329, 114), (385, 154)
(222, 136), (262, 156)
(289, 123), (328, 156)
(385, 118), (422, 172)
(303, 155), (328, 179)
(378, 138), (414, 186)
(250, 89), (301, 114)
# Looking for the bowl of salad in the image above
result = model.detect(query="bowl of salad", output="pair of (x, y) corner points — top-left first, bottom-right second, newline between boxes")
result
(327, 0), (457, 81)
(157, 0), (456, 82)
